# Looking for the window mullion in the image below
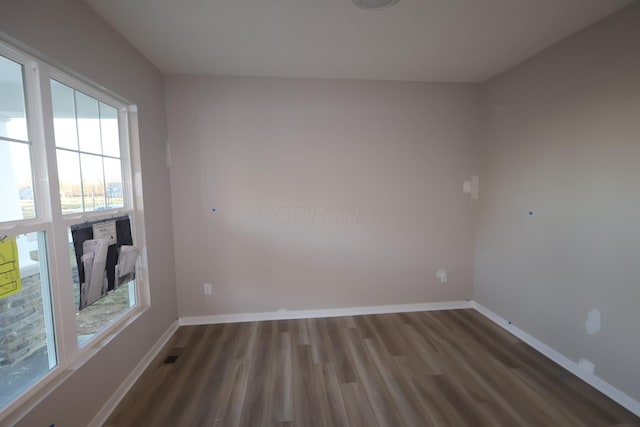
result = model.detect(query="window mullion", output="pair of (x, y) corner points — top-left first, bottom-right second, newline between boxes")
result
(0, 135), (30, 144)
(25, 62), (50, 221)
(72, 89), (87, 213)
(22, 61), (60, 372)
(34, 63), (80, 368)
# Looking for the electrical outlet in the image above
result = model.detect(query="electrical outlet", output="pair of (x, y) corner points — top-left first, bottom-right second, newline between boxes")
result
(203, 283), (213, 294)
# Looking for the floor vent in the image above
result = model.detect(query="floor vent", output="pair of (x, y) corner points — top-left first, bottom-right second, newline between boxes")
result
(163, 355), (179, 364)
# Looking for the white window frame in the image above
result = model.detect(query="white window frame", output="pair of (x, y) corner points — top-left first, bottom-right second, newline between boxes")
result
(0, 39), (150, 423)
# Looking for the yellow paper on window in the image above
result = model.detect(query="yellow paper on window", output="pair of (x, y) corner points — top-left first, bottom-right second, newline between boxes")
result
(0, 237), (22, 299)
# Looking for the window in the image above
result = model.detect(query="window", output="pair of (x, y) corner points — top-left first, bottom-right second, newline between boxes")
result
(0, 233), (56, 409)
(51, 80), (124, 214)
(49, 78), (135, 346)
(0, 40), (147, 416)
(0, 54), (35, 221)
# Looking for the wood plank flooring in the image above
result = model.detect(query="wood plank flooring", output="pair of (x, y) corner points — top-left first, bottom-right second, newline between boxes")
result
(105, 309), (640, 426)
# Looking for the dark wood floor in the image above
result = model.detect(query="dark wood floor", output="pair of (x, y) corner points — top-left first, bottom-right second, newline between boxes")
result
(106, 309), (640, 426)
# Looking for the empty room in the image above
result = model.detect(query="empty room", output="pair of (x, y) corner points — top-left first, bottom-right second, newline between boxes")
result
(0, 0), (639, 425)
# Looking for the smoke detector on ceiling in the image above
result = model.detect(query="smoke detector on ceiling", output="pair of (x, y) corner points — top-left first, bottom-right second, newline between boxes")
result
(353, 0), (399, 11)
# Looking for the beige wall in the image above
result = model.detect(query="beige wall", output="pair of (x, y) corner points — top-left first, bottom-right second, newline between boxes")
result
(166, 77), (480, 317)
(0, 0), (177, 425)
(475, 3), (640, 401)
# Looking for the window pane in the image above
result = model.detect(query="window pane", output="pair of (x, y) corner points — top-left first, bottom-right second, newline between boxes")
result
(100, 103), (120, 158)
(0, 140), (35, 221)
(76, 283), (135, 347)
(104, 157), (124, 209)
(68, 228), (136, 347)
(80, 153), (105, 212)
(0, 54), (28, 142)
(51, 80), (78, 150)
(57, 149), (83, 214)
(75, 91), (101, 154)
(0, 232), (57, 408)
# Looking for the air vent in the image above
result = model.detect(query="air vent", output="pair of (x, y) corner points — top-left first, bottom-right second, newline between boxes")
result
(163, 355), (179, 364)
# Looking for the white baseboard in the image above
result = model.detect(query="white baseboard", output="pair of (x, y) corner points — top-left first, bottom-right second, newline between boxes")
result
(472, 302), (640, 418)
(88, 320), (179, 427)
(178, 300), (473, 326)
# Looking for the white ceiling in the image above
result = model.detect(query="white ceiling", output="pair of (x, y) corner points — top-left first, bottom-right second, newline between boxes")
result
(85, 0), (632, 83)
